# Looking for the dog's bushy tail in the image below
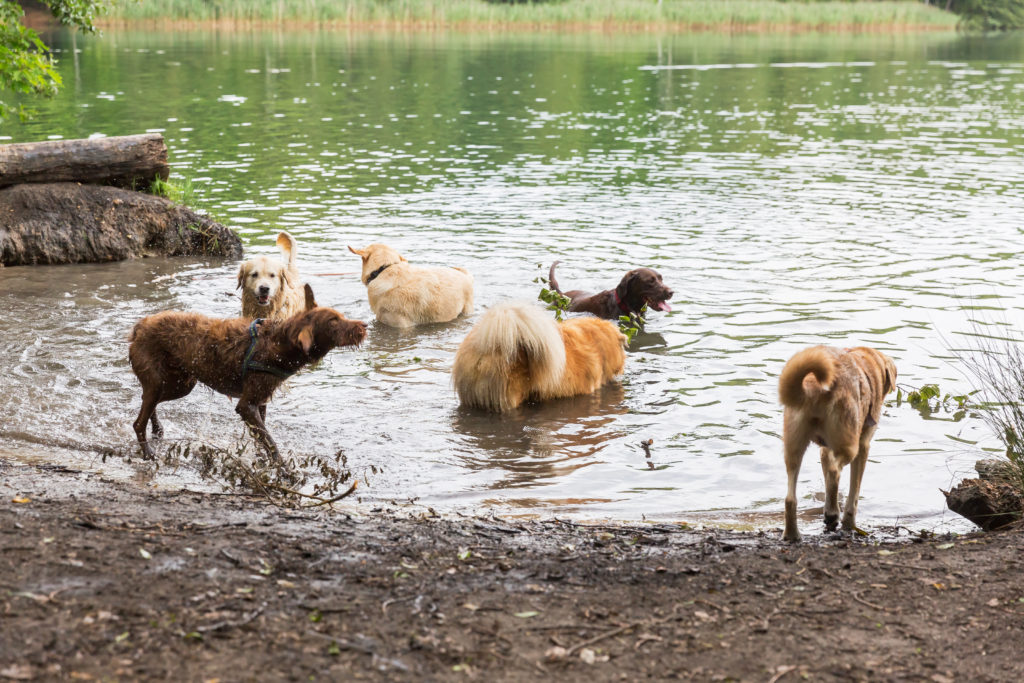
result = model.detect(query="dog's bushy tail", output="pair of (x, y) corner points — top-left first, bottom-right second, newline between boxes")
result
(453, 302), (566, 412)
(276, 231), (297, 268)
(778, 345), (835, 407)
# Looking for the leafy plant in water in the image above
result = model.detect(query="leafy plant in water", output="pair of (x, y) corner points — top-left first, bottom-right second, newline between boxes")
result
(893, 382), (978, 416)
(534, 275), (571, 321)
(618, 307), (646, 345)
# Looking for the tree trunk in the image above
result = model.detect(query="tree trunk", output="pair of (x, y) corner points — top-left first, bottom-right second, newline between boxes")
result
(0, 134), (169, 190)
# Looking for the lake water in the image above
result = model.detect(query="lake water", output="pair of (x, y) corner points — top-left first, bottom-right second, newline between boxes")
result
(4, 28), (1024, 533)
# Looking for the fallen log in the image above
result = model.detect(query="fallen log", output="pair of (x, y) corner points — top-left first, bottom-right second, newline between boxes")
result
(0, 134), (169, 190)
(0, 182), (242, 266)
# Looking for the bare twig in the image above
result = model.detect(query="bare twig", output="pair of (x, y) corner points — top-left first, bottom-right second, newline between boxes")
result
(196, 605), (265, 633)
(566, 621), (642, 656)
(851, 591), (901, 613)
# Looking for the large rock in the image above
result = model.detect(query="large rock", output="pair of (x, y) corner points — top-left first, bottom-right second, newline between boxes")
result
(0, 182), (242, 266)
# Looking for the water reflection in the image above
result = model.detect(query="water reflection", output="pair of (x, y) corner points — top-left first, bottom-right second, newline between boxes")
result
(452, 383), (628, 489)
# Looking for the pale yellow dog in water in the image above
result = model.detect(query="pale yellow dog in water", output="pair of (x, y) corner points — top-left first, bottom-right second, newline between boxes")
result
(348, 243), (474, 328)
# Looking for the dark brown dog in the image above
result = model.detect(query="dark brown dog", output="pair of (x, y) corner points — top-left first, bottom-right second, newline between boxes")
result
(129, 285), (366, 460)
(548, 261), (673, 319)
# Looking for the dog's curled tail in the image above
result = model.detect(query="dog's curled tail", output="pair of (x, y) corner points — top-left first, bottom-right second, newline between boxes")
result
(276, 231), (297, 268)
(778, 345), (835, 407)
(453, 302), (566, 412)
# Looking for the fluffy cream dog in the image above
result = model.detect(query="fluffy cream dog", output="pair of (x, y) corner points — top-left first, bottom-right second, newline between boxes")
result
(452, 302), (626, 412)
(779, 345), (898, 542)
(348, 243), (474, 327)
(238, 232), (305, 320)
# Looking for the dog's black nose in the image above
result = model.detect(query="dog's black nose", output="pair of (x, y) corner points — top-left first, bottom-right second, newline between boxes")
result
(258, 286), (270, 295)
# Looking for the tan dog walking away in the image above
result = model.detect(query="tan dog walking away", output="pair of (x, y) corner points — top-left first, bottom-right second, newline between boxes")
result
(778, 345), (897, 542)
(238, 231), (305, 320)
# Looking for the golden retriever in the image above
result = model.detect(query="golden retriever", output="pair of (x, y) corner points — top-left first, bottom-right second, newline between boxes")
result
(348, 243), (473, 327)
(452, 302), (626, 412)
(238, 231), (305, 320)
(779, 345), (898, 542)
(129, 284), (366, 461)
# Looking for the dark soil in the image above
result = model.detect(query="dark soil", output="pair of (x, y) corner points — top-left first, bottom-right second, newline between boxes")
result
(0, 183), (241, 266)
(2, 458), (1023, 682)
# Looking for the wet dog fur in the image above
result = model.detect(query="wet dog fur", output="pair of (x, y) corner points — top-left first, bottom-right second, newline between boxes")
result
(778, 345), (898, 542)
(348, 243), (474, 328)
(238, 231), (305, 320)
(452, 302), (626, 412)
(129, 285), (366, 460)
(548, 261), (673, 320)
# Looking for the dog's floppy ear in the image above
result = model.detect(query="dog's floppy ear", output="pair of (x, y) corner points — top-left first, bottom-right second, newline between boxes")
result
(883, 357), (898, 394)
(348, 245), (367, 259)
(616, 270), (639, 299)
(303, 283), (317, 311)
(236, 263), (246, 290)
(294, 325), (314, 355)
(280, 266), (291, 288)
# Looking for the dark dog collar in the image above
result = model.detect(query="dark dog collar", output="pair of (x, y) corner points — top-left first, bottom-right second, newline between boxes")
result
(242, 319), (296, 381)
(365, 263), (394, 285)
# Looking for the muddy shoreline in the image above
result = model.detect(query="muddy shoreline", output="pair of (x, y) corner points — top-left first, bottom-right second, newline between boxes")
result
(2, 457), (1022, 680)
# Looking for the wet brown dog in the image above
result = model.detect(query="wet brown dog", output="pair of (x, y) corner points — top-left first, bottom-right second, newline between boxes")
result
(548, 261), (673, 319)
(129, 285), (366, 460)
(778, 345), (898, 542)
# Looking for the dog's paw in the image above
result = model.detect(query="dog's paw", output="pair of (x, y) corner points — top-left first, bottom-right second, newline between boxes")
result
(782, 529), (802, 543)
(823, 513), (840, 532)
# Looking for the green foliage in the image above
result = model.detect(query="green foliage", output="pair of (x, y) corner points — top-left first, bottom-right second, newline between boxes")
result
(952, 0), (1024, 30)
(103, 0), (958, 29)
(894, 382), (978, 416)
(150, 175), (196, 206)
(535, 275), (571, 321)
(618, 308), (646, 345)
(0, 0), (110, 122)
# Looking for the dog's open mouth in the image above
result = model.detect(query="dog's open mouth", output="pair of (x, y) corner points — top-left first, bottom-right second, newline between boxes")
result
(648, 298), (672, 313)
(257, 294), (270, 306)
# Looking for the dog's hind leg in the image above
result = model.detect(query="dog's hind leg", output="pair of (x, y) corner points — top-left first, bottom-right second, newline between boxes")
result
(820, 446), (850, 532)
(150, 412), (164, 439)
(782, 417), (810, 542)
(842, 440), (871, 531)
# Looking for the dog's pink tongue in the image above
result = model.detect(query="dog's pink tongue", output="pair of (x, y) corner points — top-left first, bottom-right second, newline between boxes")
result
(654, 301), (672, 312)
